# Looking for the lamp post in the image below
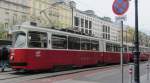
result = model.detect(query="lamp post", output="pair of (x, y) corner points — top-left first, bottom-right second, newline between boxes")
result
(134, 0), (140, 83)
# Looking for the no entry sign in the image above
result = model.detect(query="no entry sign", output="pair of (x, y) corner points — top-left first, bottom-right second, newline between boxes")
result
(112, 0), (129, 16)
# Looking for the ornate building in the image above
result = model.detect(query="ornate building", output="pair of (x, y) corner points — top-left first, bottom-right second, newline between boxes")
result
(30, 0), (72, 29)
(0, 0), (30, 39)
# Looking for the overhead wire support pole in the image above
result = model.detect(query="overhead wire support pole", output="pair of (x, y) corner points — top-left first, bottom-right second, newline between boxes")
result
(134, 0), (140, 83)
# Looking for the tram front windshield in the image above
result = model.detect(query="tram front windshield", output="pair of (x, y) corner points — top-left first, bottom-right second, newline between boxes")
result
(13, 32), (26, 48)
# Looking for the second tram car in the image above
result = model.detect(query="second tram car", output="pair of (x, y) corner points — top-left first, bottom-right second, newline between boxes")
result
(9, 23), (150, 71)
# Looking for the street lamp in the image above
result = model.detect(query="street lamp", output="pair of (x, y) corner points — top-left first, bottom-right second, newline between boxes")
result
(133, 0), (140, 83)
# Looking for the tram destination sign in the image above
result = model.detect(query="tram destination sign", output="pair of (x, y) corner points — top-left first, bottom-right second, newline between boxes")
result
(112, 0), (129, 16)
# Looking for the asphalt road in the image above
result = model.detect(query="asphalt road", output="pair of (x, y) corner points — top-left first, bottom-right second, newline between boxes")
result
(0, 62), (149, 83)
(25, 62), (150, 83)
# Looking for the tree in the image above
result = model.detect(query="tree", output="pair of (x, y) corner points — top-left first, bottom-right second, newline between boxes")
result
(127, 27), (135, 43)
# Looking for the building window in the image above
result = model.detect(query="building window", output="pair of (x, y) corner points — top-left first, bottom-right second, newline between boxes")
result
(13, 14), (17, 25)
(74, 16), (79, 26)
(102, 25), (110, 40)
(89, 21), (92, 29)
(5, 12), (9, 22)
(102, 25), (106, 32)
(4, 23), (8, 29)
(106, 34), (108, 39)
(108, 26), (110, 33)
(85, 20), (88, 28)
(22, 15), (27, 22)
(81, 28), (84, 34)
(85, 29), (88, 34)
(81, 18), (84, 27)
(89, 30), (92, 35)
(108, 34), (110, 40)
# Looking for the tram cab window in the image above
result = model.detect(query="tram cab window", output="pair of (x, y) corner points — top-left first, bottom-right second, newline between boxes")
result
(28, 31), (47, 48)
(68, 36), (80, 50)
(52, 34), (67, 49)
(81, 39), (91, 50)
(14, 32), (26, 48)
(91, 40), (99, 51)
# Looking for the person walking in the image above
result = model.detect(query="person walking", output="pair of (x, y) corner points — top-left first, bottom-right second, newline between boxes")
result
(1, 46), (9, 72)
(0, 48), (2, 67)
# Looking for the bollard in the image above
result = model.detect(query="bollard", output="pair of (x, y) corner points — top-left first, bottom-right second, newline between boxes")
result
(129, 64), (133, 83)
(147, 64), (149, 80)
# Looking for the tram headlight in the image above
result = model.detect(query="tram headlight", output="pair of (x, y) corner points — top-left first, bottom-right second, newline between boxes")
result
(11, 49), (15, 56)
(10, 55), (14, 61)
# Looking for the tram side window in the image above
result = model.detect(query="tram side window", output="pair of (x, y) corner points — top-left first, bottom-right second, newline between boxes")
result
(52, 34), (67, 49)
(81, 39), (91, 50)
(129, 47), (134, 52)
(68, 36), (80, 50)
(28, 31), (47, 48)
(106, 43), (121, 52)
(106, 44), (112, 52)
(91, 40), (99, 51)
(123, 46), (127, 52)
(115, 45), (121, 52)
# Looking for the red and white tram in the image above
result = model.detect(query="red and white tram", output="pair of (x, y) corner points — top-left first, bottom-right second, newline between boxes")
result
(9, 23), (149, 71)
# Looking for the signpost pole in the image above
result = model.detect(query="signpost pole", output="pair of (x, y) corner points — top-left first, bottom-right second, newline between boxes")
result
(134, 0), (140, 83)
(112, 1), (129, 83)
(116, 16), (126, 83)
(121, 20), (124, 83)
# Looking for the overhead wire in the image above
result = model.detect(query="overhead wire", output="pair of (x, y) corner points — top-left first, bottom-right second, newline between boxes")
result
(73, 0), (105, 16)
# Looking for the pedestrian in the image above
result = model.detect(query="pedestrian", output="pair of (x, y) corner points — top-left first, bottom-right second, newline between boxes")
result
(0, 48), (2, 67)
(1, 46), (9, 72)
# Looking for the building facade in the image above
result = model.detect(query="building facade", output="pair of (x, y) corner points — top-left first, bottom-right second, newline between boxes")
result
(30, 0), (72, 29)
(0, 0), (73, 39)
(0, 0), (149, 47)
(73, 9), (121, 43)
(48, 0), (72, 28)
(30, 0), (54, 26)
(0, 0), (30, 39)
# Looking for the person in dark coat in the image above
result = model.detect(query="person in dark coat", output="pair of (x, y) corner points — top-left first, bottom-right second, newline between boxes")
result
(1, 46), (9, 72)
(0, 48), (2, 67)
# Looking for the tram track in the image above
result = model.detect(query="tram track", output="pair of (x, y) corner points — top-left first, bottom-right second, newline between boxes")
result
(0, 62), (147, 83)
(0, 64), (121, 83)
(0, 70), (27, 80)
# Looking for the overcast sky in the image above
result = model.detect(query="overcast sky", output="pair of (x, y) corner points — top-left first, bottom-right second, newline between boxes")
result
(73, 0), (150, 35)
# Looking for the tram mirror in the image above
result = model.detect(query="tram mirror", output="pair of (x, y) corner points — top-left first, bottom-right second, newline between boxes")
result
(28, 36), (31, 40)
(42, 37), (47, 40)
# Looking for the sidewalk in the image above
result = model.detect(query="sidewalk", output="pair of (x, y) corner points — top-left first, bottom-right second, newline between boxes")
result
(141, 73), (150, 83)
(0, 68), (12, 72)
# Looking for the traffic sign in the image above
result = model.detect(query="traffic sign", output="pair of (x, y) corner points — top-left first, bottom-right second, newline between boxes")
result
(112, 0), (129, 15)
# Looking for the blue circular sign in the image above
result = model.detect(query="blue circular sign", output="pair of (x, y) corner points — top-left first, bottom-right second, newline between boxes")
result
(112, 0), (129, 15)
